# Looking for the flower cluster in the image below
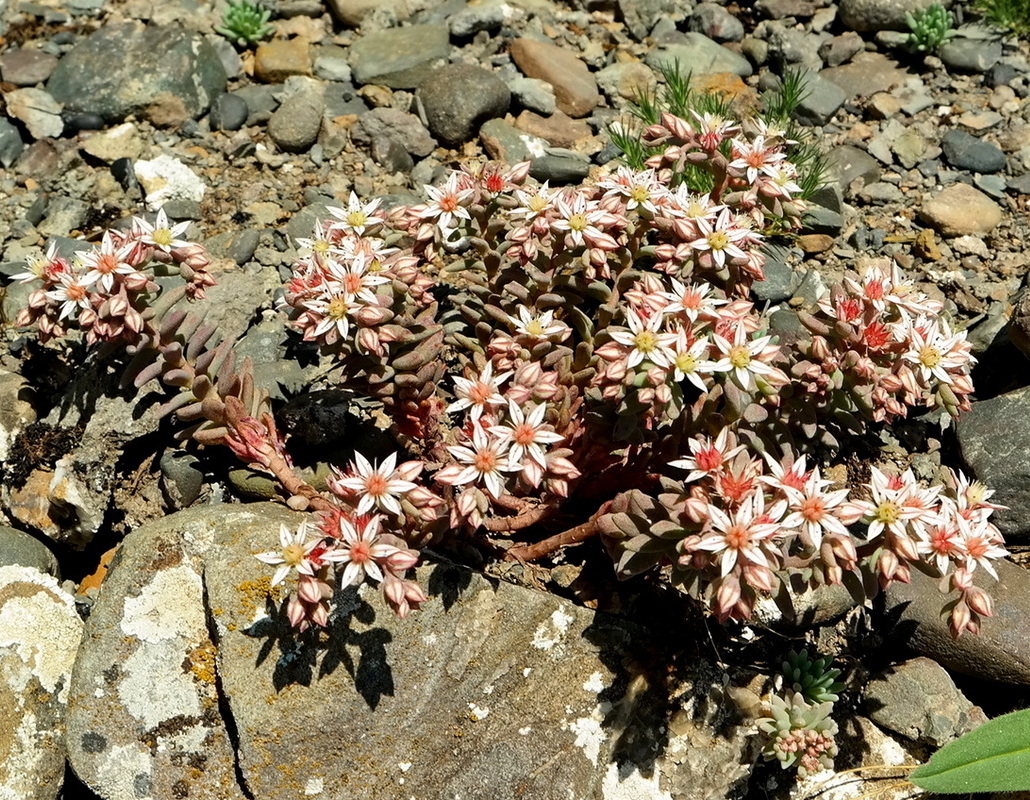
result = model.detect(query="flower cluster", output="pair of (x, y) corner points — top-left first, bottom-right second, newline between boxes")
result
(13, 209), (215, 344)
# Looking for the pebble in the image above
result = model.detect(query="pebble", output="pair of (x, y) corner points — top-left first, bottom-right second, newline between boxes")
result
(838, 0), (943, 31)
(313, 46), (353, 83)
(820, 31), (865, 67)
(133, 154), (207, 210)
(267, 79), (324, 152)
(348, 25), (451, 89)
(0, 118), (26, 168)
(820, 51), (908, 100)
(620, 0), (688, 41)
(416, 63), (510, 146)
(689, 3), (745, 42)
(940, 38), (1003, 72)
(479, 118), (548, 163)
(514, 110), (592, 148)
(0, 525), (59, 576)
(350, 107), (436, 157)
(507, 76), (557, 115)
(4, 88), (64, 139)
(941, 129), (1006, 173)
(646, 33), (753, 79)
(326, 0), (408, 27)
(594, 60), (657, 102)
(863, 658), (985, 747)
(0, 48), (59, 85)
(209, 92), (249, 132)
(529, 149), (591, 183)
(254, 38), (312, 83)
(919, 182), (1003, 237)
(80, 122), (143, 163)
(792, 71), (847, 125)
(449, 1), (506, 37)
(234, 84), (278, 125)
(756, 0), (820, 19)
(974, 173), (1007, 199)
(509, 37), (601, 118)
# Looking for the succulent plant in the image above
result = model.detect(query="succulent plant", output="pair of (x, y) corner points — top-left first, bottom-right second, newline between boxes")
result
(215, 0), (274, 46)
(905, 3), (956, 52)
(758, 692), (839, 778)
(782, 650), (844, 705)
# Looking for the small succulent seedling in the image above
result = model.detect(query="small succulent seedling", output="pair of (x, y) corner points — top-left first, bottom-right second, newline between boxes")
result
(783, 650), (844, 705)
(215, 0), (274, 46)
(905, 3), (956, 52)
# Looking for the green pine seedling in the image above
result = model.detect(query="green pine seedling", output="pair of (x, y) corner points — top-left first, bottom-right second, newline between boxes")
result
(909, 708), (1030, 793)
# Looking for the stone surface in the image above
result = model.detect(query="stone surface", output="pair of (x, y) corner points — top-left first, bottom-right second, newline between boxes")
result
(417, 63), (511, 145)
(0, 118), (26, 168)
(839, 0), (950, 31)
(594, 60), (657, 102)
(829, 144), (882, 190)
(515, 110), (592, 148)
(957, 385), (1030, 539)
(0, 48), (59, 86)
(884, 559), (1030, 685)
(618, 0), (688, 40)
(863, 658), (985, 746)
(919, 182), (1003, 237)
(821, 51), (908, 100)
(350, 107), (436, 157)
(254, 38), (313, 83)
(507, 76), (557, 115)
(0, 368), (36, 464)
(689, 3), (745, 42)
(645, 33), (753, 79)
(134, 155), (206, 210)
(327, 0), (409, 27)
(348, 25), (451, 89)
(941, 128), (1007, 173)
(66, 507), (246, 799)
(0, 526), (60, 576)
(47, 23), (227, 122)
(793, 72), (847, 126)
(940, 38), (1003, 72)
(209, 92), (249, 132)
(509, 38), (601, 118)
(0, 565), (83, 800)
(80, 122), (143, 163)
(4, 88), (64, 139)
(204, 506), (760, 799)
(480, 118), (548, 164)
(268, 79), (324, 152)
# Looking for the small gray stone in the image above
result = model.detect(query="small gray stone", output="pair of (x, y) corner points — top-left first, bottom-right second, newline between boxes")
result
(940, 38), (1002, 72)
(37, 196), (89, 238)
(204, 228), (260, 264)
(4, 87), (64, 139)
(158, 450), (204, 509)
(233, 85), (279, 125)
(753, 242), (801, 302)
(268, 80), (324, 152)
(839, 0), (951, 32)
(829, 144), (882, 190)
(864, 658), (984, 747)
(819, 31), (865, 67)
(417, 63), (510, 145)
(975, 173), (1007, 199)
(479, 118), (548, 164)
(209, 92), (248, 132)
(646, 33), (753, 78)
(529, 150), (591, 183)
(508, 77), (557, 115)
(0, 526), (60, 577)
(618, 0), (689, 40)
(941, 129), (1006, 173)
(689, 3), (745, 42)
(449, 1), (505, 37)
(350, 107), (436, 157)
(0, 118), (26, 168)
(370, 137), (414, 172)
(1008, 174), (1030, 195)
(0, 48), (59, 86)
(859, 181), (905, 204)
(348, 25), (451, 89)
(792, 72), (847, 125)
(313, 45), (353, 83)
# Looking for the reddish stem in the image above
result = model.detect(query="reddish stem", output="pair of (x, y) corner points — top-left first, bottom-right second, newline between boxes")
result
(503, 500), (613, 562)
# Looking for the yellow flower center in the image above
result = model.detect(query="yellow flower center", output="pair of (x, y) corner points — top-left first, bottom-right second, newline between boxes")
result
(525, 319), (546, 337)
(528, 195), (549, 213)
(151, 228), (173, 247)
(567, 213), (588, 232)
(875, 501), (900, 525)
(919, 346), (942, 369)
(347, 211), (367, 228)
(708, 231), (730, 251)
(327, 297), (350, 319)
(729, 346), (751, 369)
(312, 239), (331, 254)
(676, 353), (697, 373)
(630, 185), (650, 203)
(634, 330), (658, 353)
(282, 543), (306, 566)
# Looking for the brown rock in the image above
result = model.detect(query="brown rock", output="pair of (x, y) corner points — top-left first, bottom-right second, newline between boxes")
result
(913, 228), (942, 261)
(919, 183), (1003, 238)
(690, 72), (760, 117)
(509, 38), (600, 118)
(326, 0), (409, 27)
(514, 109), (592, 148)
(143, 91), (190, 128)
(0, 48), (59, 86)
(254, 38), (312, 83)
(798, 234), (834, 254)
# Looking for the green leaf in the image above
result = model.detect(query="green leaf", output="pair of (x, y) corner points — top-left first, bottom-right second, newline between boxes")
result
(909, 709), (1030, 793)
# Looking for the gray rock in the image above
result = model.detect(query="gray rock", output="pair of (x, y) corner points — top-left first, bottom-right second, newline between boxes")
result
(0, 48), (60, 86)
(0, 566), (83, 800)
(753, 242), (801, 302)
(209, 92), (249, 132)
(348, 25), (451, 89)
(859, 181), (905, 203)
(864, 658), (985, 746)
(646, 33), (754, 78)
(0, 118), (26, 168)
(313, 46), (353, 83)
(940, 38), (1002, 72)
(689, 3), (745, 42)
(530, 150), (592, 183)
(66, 507), (246, 800)
(883, 560), (1030, 685)
(941, 129), (1006, 173)
(36, 196), (89, 238)
(234, 84), (279, 125)
(618, 0), (690, 40)
(821, 51), (908, 100)
(204, 506), (760, 799)
(919, 181), (1003, 236)
(793, 72), (847, 126)
(975, 173), (1007, 199)
(839, 0), (951, 31)
(892, 127), (929, 169)
(158, 450), (204, 509)
(765, 24), (827, 72)
(819, 31), (865, 67)
(4, 87), (63, 140)
(0, 526), (60, 576)
(479, 118), (548, 164)
(449, 1), (505, 37)
(1008, 173), (1030, 195)
(47, 22), (227, 122)
(327, 0), (409, 27)
(0, 368), (35, 464)
(205, 228), (260, 264)
(957, 386), (1030, 539)
(507, 77), (557, 115)
(351, 107), (436, 157)
(268, 80), (324, 152)
(370, 137), (414, 172)
(417, 64), (510, 145)
(234, 316), (319, 401)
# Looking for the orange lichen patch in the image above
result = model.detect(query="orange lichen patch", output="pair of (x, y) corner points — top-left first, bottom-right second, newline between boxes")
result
(234, 575), (281, 619)
(185, 641), (218, 685)
(690, 72), (761, 116)
(78, 545), (119, 595)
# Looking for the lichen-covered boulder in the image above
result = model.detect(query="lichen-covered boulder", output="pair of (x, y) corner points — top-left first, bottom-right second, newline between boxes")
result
(0, 565), (84, 800)
(65, 505), (249, 800)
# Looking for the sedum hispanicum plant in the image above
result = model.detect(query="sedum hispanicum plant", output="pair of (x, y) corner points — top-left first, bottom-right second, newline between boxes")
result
(904, 2), (956, 53)
(215, 0), (274, 46)
(758, 690), (839, 778)
(782, 649), (843, 706)
(12, 109), (1007, 636)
